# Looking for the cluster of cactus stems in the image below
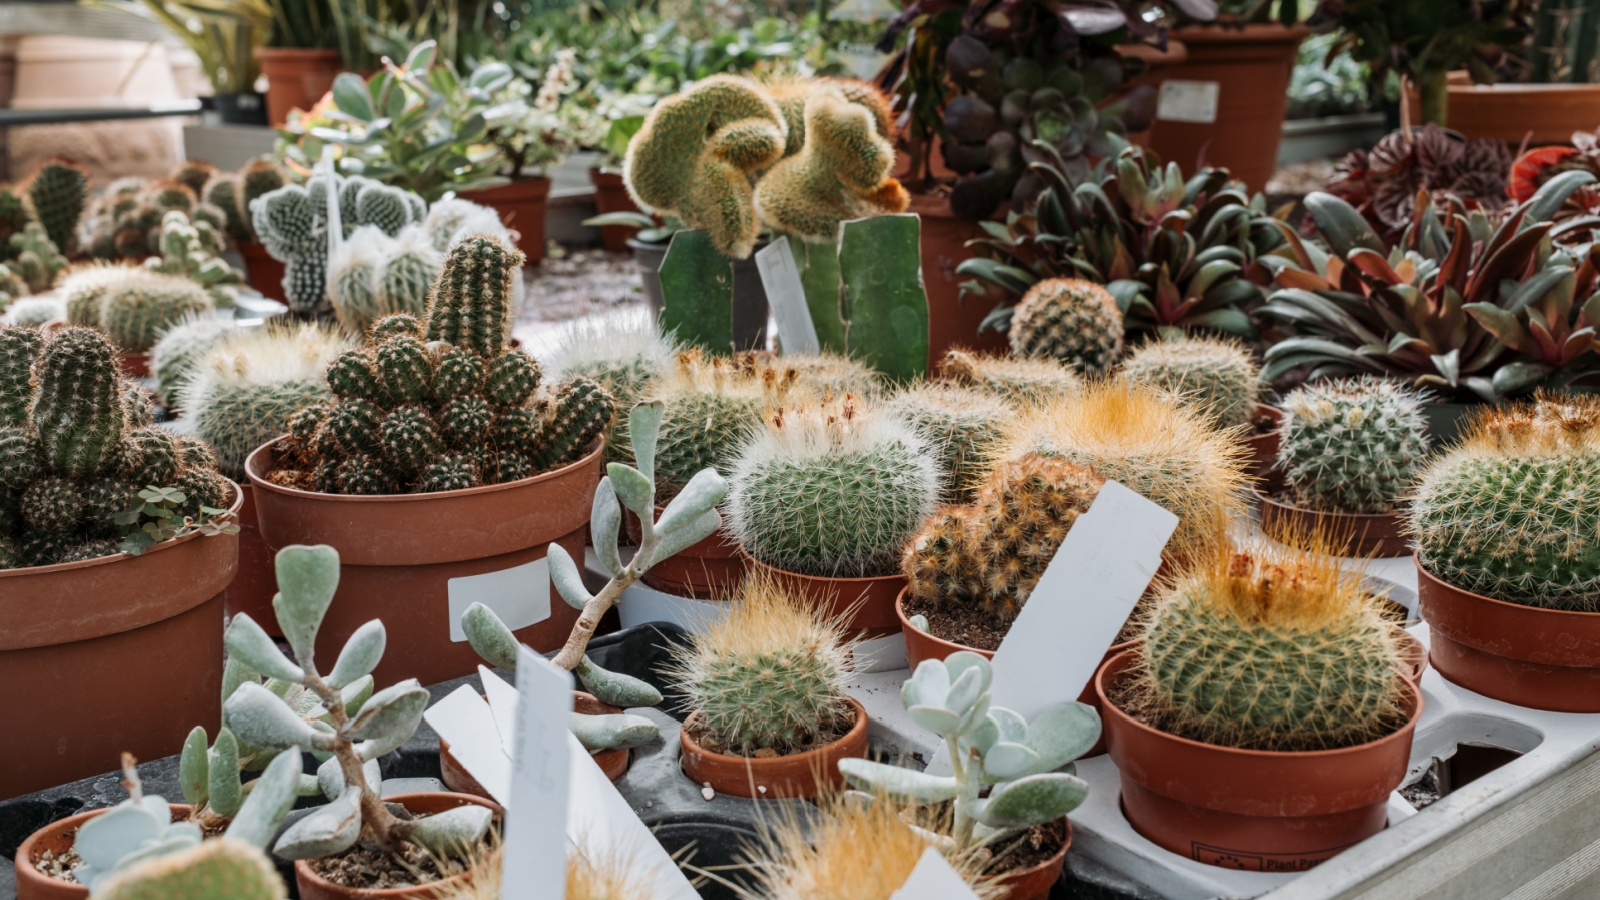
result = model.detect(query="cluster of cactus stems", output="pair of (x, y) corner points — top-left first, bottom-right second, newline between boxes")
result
(939, 349), (1080, 407)
(0, 159), (87, 300)
(267, 236), (613, 495)
(1277, 378), (1430, 514)
(1120, 335), (1261, 431)
(85, 162), (232, 263)
(200, 158), (288, 246)
(4, 221), (66, 293)
(145, 210), (244, 307)
(1007, 278), (1125, 376)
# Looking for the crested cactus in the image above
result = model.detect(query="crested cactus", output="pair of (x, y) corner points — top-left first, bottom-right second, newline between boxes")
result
(1121, 335), (1261, 431)
(648, 349), (801, 500)
(6, 222), (65, 293)
(1408, 394), (1600, 612)
(940, 349), (1079, 406)
(1277, 378), (1429, 514)
(885, 382), (1008, 500)
(100, 271), (216, 354)
(150, 314), (231, 407)
(25, 158), (89, 255)
(1134, 540), (1408, 751)
(1007, 278), (1124, 376)
(728, 395), (940, 578)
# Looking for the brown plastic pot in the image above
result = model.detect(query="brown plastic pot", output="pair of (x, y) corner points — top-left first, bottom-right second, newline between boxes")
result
(906, 192), (1008, 371)
(1097, 649), (1420, 871)
(237, 240), (287, 303)
(680, 696), (869, 799)
(0, 486), (240, 801)
(1258, 495), (1410, 558)
(440, 692), (628, 796)
(461, 176), (550, 264)
(244, 440), (601, 688)
(255, 47), (342, 127)
(293, 792), (501, 900)
(985, 820), (1071, 900)
(14, 803), (193, 900)
(225, 483), (280, 636)
(1245, 404), (1283, 488)
(589, 167), (641, 251)
(625, 505), (747, 599)
(749, 558), (904, 633)
(1416, 554), (1600, 712)
(1394, 627), (1427, 684)
(116, 352), (149, 378)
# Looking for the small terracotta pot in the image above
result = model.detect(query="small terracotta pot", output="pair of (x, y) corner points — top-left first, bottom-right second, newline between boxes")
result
(461, 176), (551, 263)
(0, 485), (240, 801)
(225, 483), (280, 636)
(680, 696), (869, 799)
(905, 193), (1008, 371)
(293, 792), (501, 900)
(14, 804), (193, 900)
(589, 167), (641, 252)
(1245, 403), (1283, 488)
(748, 558), (905, 633)
(1416, 555), (1600, 712)
(245, 440), (600, 688)
(255, 47), (342, 127)
(116, 352), (149, 379)
(1258, 495), (1409, 558)
(1097, 649), (1420, 870)
(237, 241), (287, 303)
(625, 506), (747, 599)
(1394, 627), (1427, 684)
(985, 820), (1071, 900)
(440, 692), (628, 796)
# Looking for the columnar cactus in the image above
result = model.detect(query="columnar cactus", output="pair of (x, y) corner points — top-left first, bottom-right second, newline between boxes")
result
(1134, 540), (1407, 751)
(1006, 278), (1124, 376)
(423, 231), (516, 355)
(25, 158), (89, 255)
(728, 395), (939, 578)
(1121, 335), (1261, 431)
(940, 349), (1080, 406)
(1278, 378), (1429, 514)
(647, 349), (801, 499)
(99, 271), (216, 353)
(885, 382), (1008, 500)
(1408, 394), (1600, 612)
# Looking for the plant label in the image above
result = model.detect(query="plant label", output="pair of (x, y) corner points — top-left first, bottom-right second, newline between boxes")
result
(1156, 80), (1221, 124)
(421, 685), (512, 805)
(447, 557), (550, 642)
(480, 665), (519, 757)
(890, 848), (982, 899)
(500, 646), (574, 900)
(756, 240), (821, 355)
(567, 731), (700, 900)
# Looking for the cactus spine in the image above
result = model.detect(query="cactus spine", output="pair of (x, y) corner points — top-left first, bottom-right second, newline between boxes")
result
(1006, 278), (1124, 376)
(940, 349), (1080, 406)
(1277, 378), (1429, 514)
(1121, 335), (1261, 431)
(546, 308), (679, 462)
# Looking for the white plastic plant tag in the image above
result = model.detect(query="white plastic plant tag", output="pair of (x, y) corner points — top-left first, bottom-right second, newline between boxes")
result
(1156, 80), (1221, 124)
(890, 848), (982, 900)
(854, 630), (909, 673)
(421, 686), (512, 806)
(566, 731), (700, 900)
(480, 666), (520, 758)
(755, 240), (821, 356)
(500, 646), (575, 900)
(447, 557), (550, 641)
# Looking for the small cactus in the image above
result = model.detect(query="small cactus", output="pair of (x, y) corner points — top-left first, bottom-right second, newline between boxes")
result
(940, 349), (1080, 406)
(648, 349), (801, 500)
(60, 262), (134, 328)
(25, 158), (89, 255)
(100, 271), (215, 354)
(423, 234), (519, 356)
(1121, 335), (1261, 431)
(6, 222), (65, 293)
(1006, 278), (1124, 376)
(150, 314), (231, 407)
(764, 350), (881, 399)
(545, 308), (679, 462)
(95, 838), (287, 900)
(884, 382), (1007, 500)
(1277, 378), (1429, 514)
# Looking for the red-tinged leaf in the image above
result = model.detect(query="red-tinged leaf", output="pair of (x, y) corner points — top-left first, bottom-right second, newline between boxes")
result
(1467, 223), (1548, 303)
(1348, 248), (1405, 285)
(1527, 314), (1562, 362)
(1464, 303), (1531, 354)
(1562, 328), (1596, 364)
(1272, 267), (1331, 292)
(1508, 147), (1581, 203)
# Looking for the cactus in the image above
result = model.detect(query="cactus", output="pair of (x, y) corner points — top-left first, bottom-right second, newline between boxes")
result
(203, 176), (250, 243)
(885, 382), (1007, 500)
(728, 395), (939, 578)
(419, 197), (514, 252)
(1121, 335), (1261, 431)
(623, 75), (789, 259)
(60, 263), (134, 328)
(940, 350), (1079, 406)
(996, 380), (1249, 568)
(95, 838), (287, 900)
(151, 314), (231, 407)
(170, 159), (217, 198)
(765, 350), (881, 399)
(423, 235), (518, 356)
(146, 210), (244, 307)
(647, 349), (800, 499)
(25, 158), (89, 255)
(0, 325), (40, 424)
(668, 574), (854, 755)
(0, 185), (29, 258)
(101, 271), (216, 353)
(1007, 278), (1124, 376)
(238, 160), (287, 237)
(546, 308), (679, 462)
(7, 222), (65, 293)
(1408, 394), (1600, 612)
(1133, 540), (1408, 751)
(32, 327), (125, 478)
(1277, 378), (1429, 514)
(840, 653), (1098, 849)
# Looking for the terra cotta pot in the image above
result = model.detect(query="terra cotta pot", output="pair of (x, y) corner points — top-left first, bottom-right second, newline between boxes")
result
(461, 176), (551, 264)
(255, 47), (342, 127)
(440, 691), (629, 795)
(750, 558), (904, 634)
(1245, 403), (1283, 488)
(292, 792), (501, 900)
(679, 696), (869, 799)
(116, 352), (149, 379)
(625, 505), (747, 599)
(1258, 495), (1410, 558)
(14, 803), (193, 900)
(237, 240), (287, 303)
(588, 167), (640, 252)
(225, 482), (279, 635)
(985, 820), (1071, 900)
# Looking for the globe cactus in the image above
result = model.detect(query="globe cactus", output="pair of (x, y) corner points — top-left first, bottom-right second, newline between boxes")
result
(545, 308), (679, 462)
(99, 271), (215, 354)
(1277, 378), (1429, 514)
(940, 349), (1079, 406)
(1121, 335), (1261, 431)
(648, 349), (802, 500)
(763, 350), (881, 399)
(60, 262), (135, 328)
(1006, 278), (1124, 376)
(885, 382), (1008, 500)
(95, 839), (287, 900)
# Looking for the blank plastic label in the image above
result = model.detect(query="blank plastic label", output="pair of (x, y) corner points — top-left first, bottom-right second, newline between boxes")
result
(447, 557), (551, 642)
(1157, 80), (1220, 124)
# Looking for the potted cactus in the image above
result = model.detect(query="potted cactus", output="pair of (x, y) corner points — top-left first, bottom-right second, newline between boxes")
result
(0, 325), (240, 800)
(938, 349), (1081, 406)
(840, 652), (1100, 899)
(544, 309), (679, 464)
(1096, 539), (1421, 869)
(1409, 394), (1600, 711)
(1005, 278), (1126, 376)
(728, 395), (940, 633)
(202, 159), (290, 302)
(243, 235), (613, 688)
(1260, 378), (1430, 557)
(884, 382), (1009, 501)
(1118, 335), (1274, 481)
(60, 266), (213, 377)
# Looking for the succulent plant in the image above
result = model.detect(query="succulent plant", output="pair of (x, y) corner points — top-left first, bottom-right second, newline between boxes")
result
(939, 349), (1080, 406)
(60, 262), (134, 328)
(1120, 335), (1262, 431)
(421, 198), (513, 253)
(1276, 378), (1429, 515)
(150, 314), (232, 408)
(1006, 278), (1124, 376)
(1133, 539), (1408, 751)
(840, 653), (1098, 849)
(6, 222), (65, 293)
(25, 158), (89, 256)
(728, 395), (940, 578)
(145, 210), (244, 307)
(769, 350), (882, 399)
(99, 271), (216, 354)
(327, 224), (443, 336)
(545, 308), (679, 462)
(95, 838), (287, 900)
(885, 382), (1008, 501)
(83, 168), (228, 263)
(1408, 394), (1600, 612)
(0, 184), (31, 260)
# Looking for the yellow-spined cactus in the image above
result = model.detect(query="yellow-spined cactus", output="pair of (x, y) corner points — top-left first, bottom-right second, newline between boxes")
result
(623, 75), (788, 259)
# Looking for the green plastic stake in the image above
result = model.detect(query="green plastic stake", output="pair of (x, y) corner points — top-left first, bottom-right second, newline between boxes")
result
(659, 229), (734, 355)
(840, 214), (929, 382)
(789, 235), (846, 354)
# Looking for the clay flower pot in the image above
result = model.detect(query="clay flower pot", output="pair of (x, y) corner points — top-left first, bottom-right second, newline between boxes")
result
(255, 47), (342, 127)
(588, 167), (641, 251)
(1394, 627), (1427, 684)
(748, 558), (904, 635)
(985, 820), (1071, 900)
(293, 792), (501, 900)
(0, 486), (241, 801)
(225, 483), (280, 636)
(116, 353), (149, 379)
(440, 692), (628, 796)
(625, 505), (747, 599)
(1097, 649), (1420, 870)
(461, 176), (551, 263)
(1258, 495), (1409, 558)
(14, 804), (193, 900)
(680, 696), (869, 799)
(904, 193), (1008, 371)
(236, 241), (287, 303)
(1416, 555), (1600, 712)
(1245, 403), (1283, 488)
(244, 440), (601, 688)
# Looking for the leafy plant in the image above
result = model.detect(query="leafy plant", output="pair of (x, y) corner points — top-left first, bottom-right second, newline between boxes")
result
(1325, 125), (1511, 238)
(112, 486), (239, 556)
(119, 0), (266, 95)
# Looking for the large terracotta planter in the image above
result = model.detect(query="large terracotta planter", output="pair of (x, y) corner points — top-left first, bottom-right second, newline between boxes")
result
(461, 176), (551, 264)
(749, 558), (904, 635)
(1258, 496), (1409, 558)
(986, 821), (1071, 900)
(14, 804), (192, 900)
(625, 505), (747, 599)
(225, 483), (279, 635)
(293, 792), (500, 900)
(1097, 649), (1420, 870)
(244, 441), (601, 688)
(906, 193), (1008, 370)
(440, 691), (628, 795)
(589, 167), (640, 252)
(680, 696), (869, 799)
(1145, 25), (1309, 192)
(255, 47), (341, 127)
(1431, 72), (1600, 145)
(0, 488), (240, 801)
(1416, 555), (1600, 712)
(237, 240), (287, 303)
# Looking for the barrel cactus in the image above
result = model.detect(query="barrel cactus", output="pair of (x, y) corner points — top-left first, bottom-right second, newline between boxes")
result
(728, 395), (939, 578)
(545, 308), (678, 461)
(151, 315), (231, 407)
(768, 350), (881, 399)
(648, 349), (802, 500)
(940, 349), (1079, 406)
(1278, 378), (1429, 514)
(99, 271), (215, 354)
(96, 839), (287, 900)
(1007, 278), (1124, 376)
(1121, 335), (1261, 431)
(884, 382), (1007, 500)
(1408, 394), (1600, 612)
(61, 262), (135, 328)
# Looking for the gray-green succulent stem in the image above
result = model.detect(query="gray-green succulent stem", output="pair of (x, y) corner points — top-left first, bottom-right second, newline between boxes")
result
(553, 508), (656, 672)
(299, 664), (411, 853)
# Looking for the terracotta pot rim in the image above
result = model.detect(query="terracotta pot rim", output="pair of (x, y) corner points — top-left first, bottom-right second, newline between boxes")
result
(895, 586), (997, 660)
(244, 439), (601, 505)
(682, 694), (867, 764)
(746, 556), (904, 587)
(1451, 82), (1600, 95)
(1258, 494), (1404, 525)
(679, 696), (868, 798)
(292, 792), (500, 898)
(1171, 22), (1312, 43)
(15, 803), (194, 897)
(984, 818), (1072, 889)
(1415, 551), (1600, 625)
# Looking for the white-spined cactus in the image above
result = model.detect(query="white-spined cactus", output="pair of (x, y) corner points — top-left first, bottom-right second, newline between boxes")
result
(838, 652), (1097, 849)
(222, 545), (493, 861)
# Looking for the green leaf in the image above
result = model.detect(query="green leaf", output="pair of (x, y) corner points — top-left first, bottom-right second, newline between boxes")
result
(331, 73), (374, 121)
(571, 711), (659, 751)
(837, 758), (961, 803)
(655, 469), (727, 536)
(591, 478), (623, 579)
(659, 230), (734, 355)
(653, 509), (721, 562)
(224, 615), (304, 683)
(224, 682), (319, 751)
(272, 545), (341, 669)
(607, 462), (654, 519)
(576, 656), (661, 707)
(272, 782), (361, 860)
(224, 748), (301, 850)
(206, 728), (242, 818)
(973, 773), (1089, 828)
(547, 543), (593, 610)
(346, 680), (429, 745)
(179, 726), (209, 807)
(841, 214), (929, 382)
(629, 402), (664, 485)
(326, 620), (385, 690)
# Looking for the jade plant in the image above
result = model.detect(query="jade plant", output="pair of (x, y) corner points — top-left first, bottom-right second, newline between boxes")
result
(1408, 394), (1600, 612)
(1120, 335), (1262, 432)
(840, 653), (1098, 850)
(224, 544), (494, 864)
(1006, 277), (1124, 376)
(885, 382), (1009, 501)
(939, 350), (1080, 407)
(1276, 378), (1430, 515)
